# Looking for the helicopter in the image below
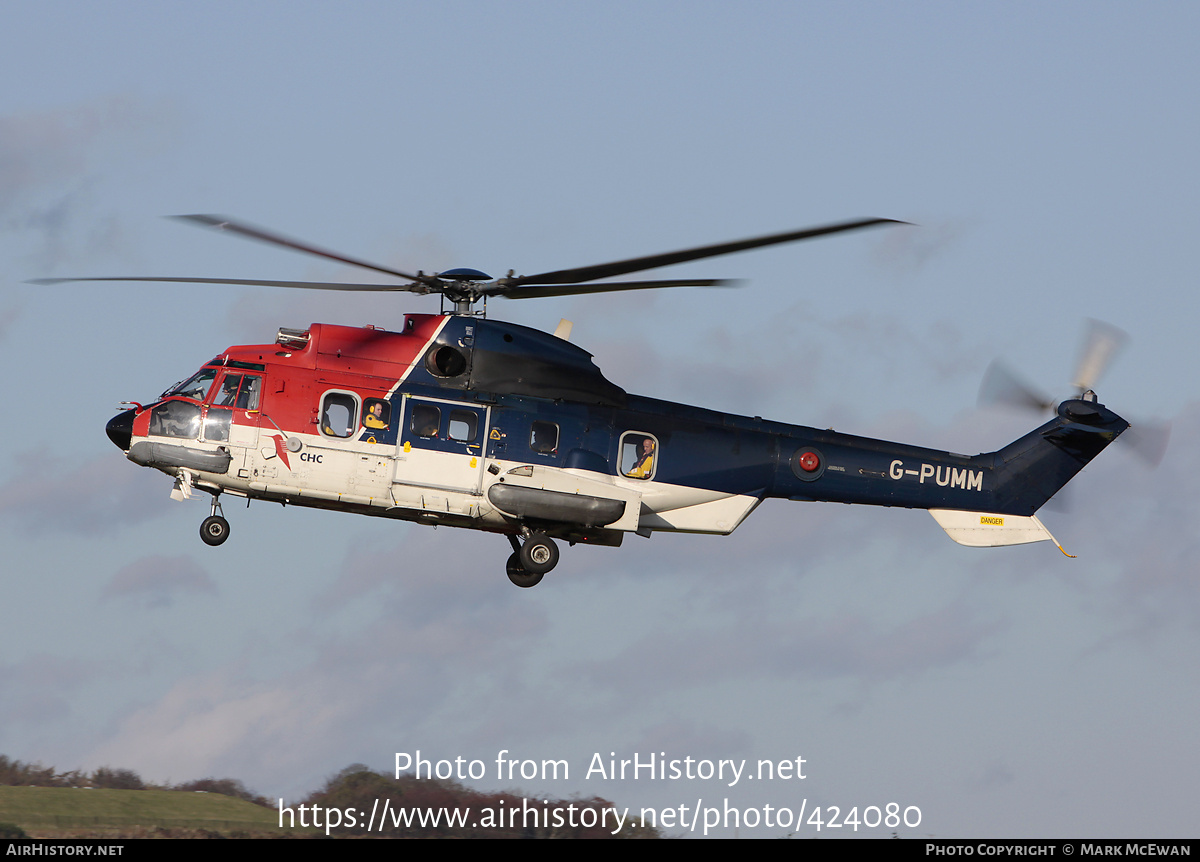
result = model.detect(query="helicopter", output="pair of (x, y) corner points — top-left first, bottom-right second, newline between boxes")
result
(41, 216), (1131, 587)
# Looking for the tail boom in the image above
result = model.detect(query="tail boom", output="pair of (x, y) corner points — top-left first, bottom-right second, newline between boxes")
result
(769, 398), (1127, 549)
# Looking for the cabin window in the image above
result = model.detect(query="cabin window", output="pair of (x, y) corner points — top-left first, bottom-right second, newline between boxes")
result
(448, 410), (478, 443)
(411, 403), (441, 438)
(320, 391), (359, 438)
(363, 398), (391, 430)
(530, 421), (558, 455)
(620, 432), (658, 480)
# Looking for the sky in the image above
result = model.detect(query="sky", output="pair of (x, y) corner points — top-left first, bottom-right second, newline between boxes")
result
(1, 1), (1198, 839)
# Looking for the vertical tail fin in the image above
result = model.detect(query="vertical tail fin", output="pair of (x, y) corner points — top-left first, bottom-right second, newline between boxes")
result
(931, 397), (1127, 550)
(990, 397), (1128, 515)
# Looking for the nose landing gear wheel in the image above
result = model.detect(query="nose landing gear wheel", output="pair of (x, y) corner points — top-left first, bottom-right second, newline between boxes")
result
(519, 532), (559, 575)
(506, 553), (543, 588)
(200, 515), (230, 546)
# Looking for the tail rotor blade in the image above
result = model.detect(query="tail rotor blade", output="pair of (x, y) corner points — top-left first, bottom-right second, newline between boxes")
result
(1072, 318), (1129, 393)
(980, 319), (1163, 476)
(979, 360), (1055, 413)
(1123, 420), (1171, 468)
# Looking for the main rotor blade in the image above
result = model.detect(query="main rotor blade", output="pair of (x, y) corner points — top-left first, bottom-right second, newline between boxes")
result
(979, 360), (1055, 413)
(507, 218), (906, 286)
(172, 214), (431, 285)
(490, 278), (739, 300)
(1072, 318), (1129, 393)
(30, 276), (427, 292)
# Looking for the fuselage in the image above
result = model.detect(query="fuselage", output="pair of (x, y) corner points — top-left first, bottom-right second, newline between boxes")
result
(107, 314), (1127, 548)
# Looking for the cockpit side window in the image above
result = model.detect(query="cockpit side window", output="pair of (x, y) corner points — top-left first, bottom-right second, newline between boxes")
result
(214, 373), (262, 410)
(215, 374), (242, 407)
(236, 375), (262, 410)
(149, 400), (202, 439)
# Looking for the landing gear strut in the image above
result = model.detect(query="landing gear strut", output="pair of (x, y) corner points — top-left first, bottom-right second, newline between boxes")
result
(200, 495), (230, 547)
(505, 531), (559, 587)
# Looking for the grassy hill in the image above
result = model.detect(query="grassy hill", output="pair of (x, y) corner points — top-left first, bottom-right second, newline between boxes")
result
(0, 757), (655, 839)
(0, 785), (290, 838)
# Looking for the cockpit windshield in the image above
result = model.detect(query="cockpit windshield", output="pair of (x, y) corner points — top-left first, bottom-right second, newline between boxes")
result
(165, 367), (218, 402)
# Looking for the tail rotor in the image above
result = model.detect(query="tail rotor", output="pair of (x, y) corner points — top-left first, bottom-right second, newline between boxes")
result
(979, 319), (1168, 468)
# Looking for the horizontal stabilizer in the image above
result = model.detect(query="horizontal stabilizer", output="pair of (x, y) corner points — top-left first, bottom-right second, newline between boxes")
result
(929, 509), (1073, 556)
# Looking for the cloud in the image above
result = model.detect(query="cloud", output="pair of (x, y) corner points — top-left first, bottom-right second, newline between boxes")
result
(0, 449), (171, 536)
(1057, 403), (1200, 628)
(566, 595), (998, 706)
(85, 530), (553, 794)
(631, 719), (752, 765)
(583, 301), (990, 427)
(102, 555), (217, 608)
(0, 97), (169, 270)
(0, 654), (96, 732)
(968, 761), (1016, 792)
(83, 672), (327, 791)
(0, 302), (22, 342)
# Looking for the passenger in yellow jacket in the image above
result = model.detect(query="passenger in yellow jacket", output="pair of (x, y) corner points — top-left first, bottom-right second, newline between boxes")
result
(627, 438), (655, 478)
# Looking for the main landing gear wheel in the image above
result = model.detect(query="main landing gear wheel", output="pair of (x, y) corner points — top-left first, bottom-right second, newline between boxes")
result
(506, 553), (543, 588)
(200, 515), (230, 546)
(503, 532), (559, 587)
(200, 494), (230, 546)
(519, 532), (559, 575)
